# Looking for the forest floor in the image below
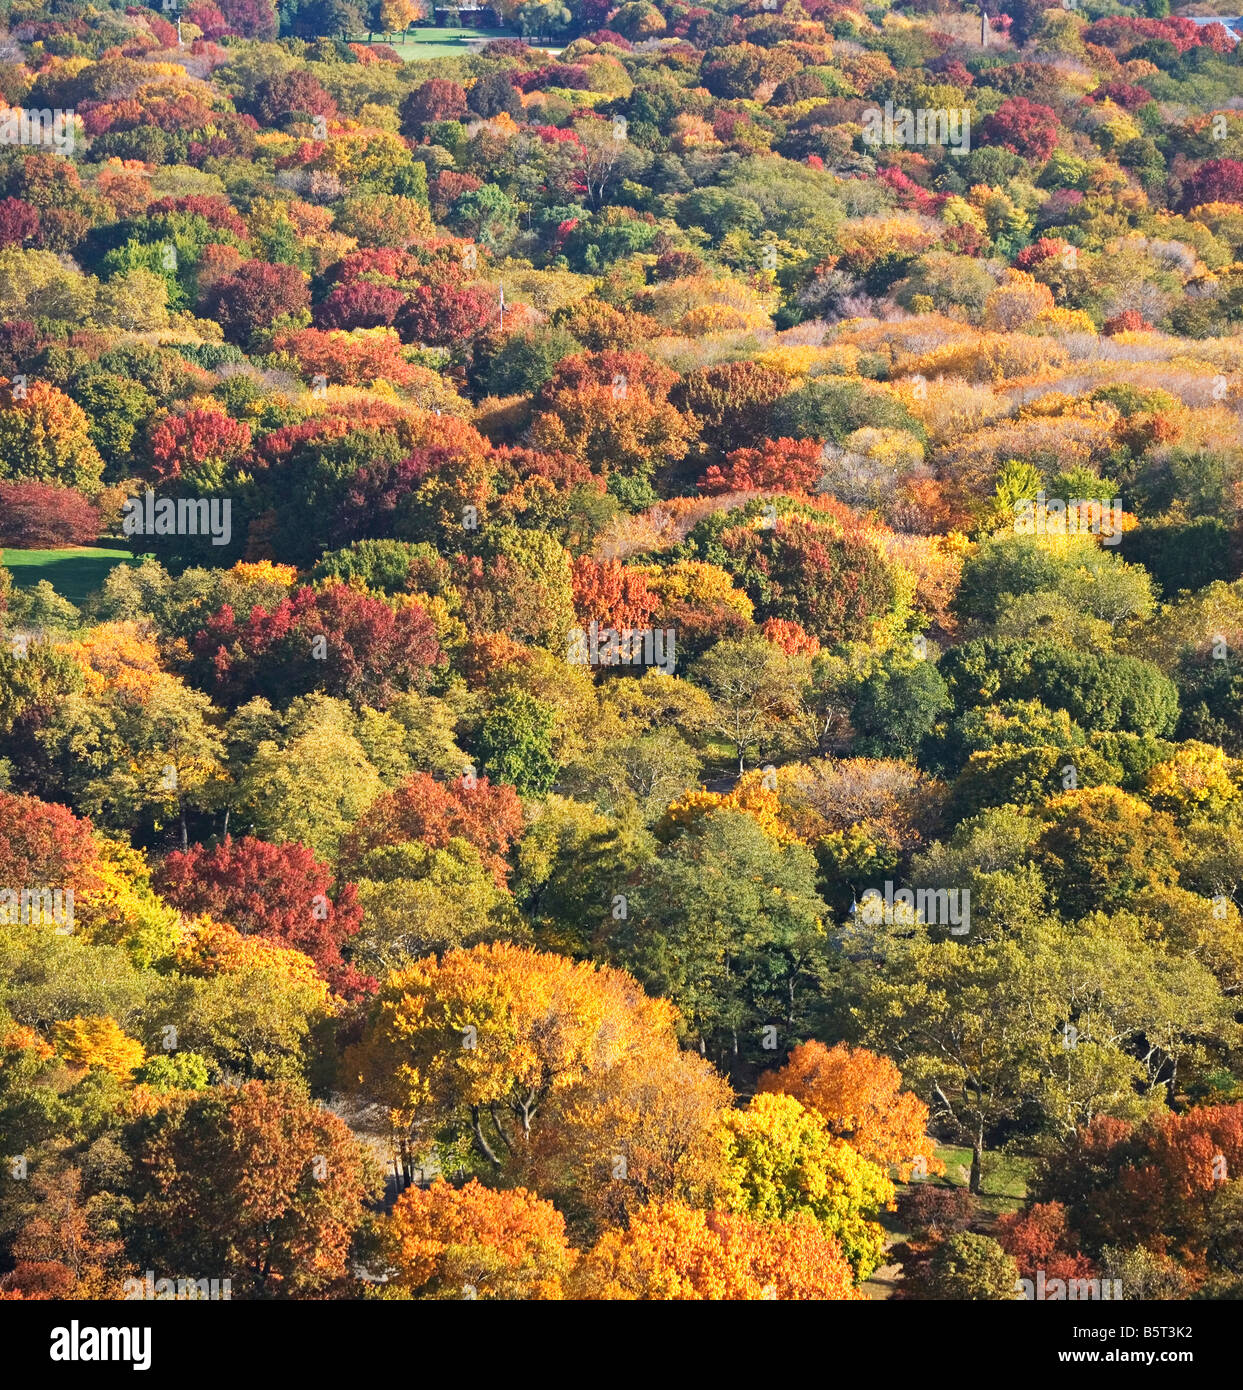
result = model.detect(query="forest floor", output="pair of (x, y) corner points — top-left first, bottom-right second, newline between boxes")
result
(862, 1144), (1037, 1298)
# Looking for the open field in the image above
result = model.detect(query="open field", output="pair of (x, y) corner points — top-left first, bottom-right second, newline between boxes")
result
(2, 545), (137, 607)
(352, 28), (528, 59)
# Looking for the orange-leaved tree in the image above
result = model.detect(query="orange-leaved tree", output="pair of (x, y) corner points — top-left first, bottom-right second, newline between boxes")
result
(574, 1201), (861, 1300)
(347, 942), (682, 1186)
(380, 1178), (573, 1300)
(757, 1040), (943, 1181)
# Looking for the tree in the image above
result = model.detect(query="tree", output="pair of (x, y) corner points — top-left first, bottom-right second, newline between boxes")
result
(671, 362), (791, 456)
(615, 809), (830, 1068)
(1035, 1105), (1243, 1271)
(476, 692), (560, 796)
(52, 1015), (145, 1079)
(1181, 158), (1243, 211)
(995, 1201), (1098, 1285)
(286, 0), (363, 36)
(694, 635), (815, 773)
(981, 98), (1060, 161)
(757, 1041), (942, 1181)
(395, 283), (498, 355)
(314, 280), (408, 332)
(516, 1), (571, 43)
(718, 514), (900, 647)
(467, 72), (523, 121)
(452, 527), (574, 653)
(846, 921), (1059, 1194)
(719, 1092), (893, 1279)
(202, 261), (310, 346)
(347, 942), (680, 1183)
(901, 1231), (1020, 1300)
(154, 836), (367, 996)
(380, 1179), (573, 1299)
(218, 0), (278, 37)
(250, 70), (338, 127)
(231, 700), (385, 861)
(339, 771), (524, 891)
(485, 325), (582, 398)
(73, 372), (156, 475)
(1035, 787), (1183, 918)
(1118, 517), (1231, 600)
(190, 584), (444, 711)
(1, 1164), (124, 1299)
(335, 193), (432, 251)
(448, 185), (518, 255)
(35, 673), (227, 849)
(147, 408), (252, 487)
(941, 640), (1180, 738)
(0, 482), (98, 548)
(399, 80), (467, 136)
(574, 1202), (860, 1300)
(699, 439), (823, 496)
(530, 352), (696, 488)
(0, 790), (102, 888)
(0, 198), (39, 249)
(611, 2), (665, 40)
(570, 556), (659, 632)
(851, 657), (951, 763)
(771, 378), (923, 446)
(126, 1080), (375, 1297)
(530, 1042), (732, 1236)
(272, 327), (425, 391)
(350, 838), (525, 975)
(0, 380), (104, 495)
(955, 534), (1154, 628)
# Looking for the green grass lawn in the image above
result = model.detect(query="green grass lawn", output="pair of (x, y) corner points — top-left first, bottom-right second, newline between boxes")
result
(932, 1144), (1036, 1216)
(2, 545), (138, 608)
(353, 27), (524, 59)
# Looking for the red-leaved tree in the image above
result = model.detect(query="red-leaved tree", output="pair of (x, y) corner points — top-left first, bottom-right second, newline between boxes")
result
(699, 438), (823, 495)
(147, 408), (252, 484)
(203, 260), (310, 345)
(0, 791), (100, 887)
(338, 771), (523, 889)
(981, 98), (1060, 161)
(395, 283), (498, 353)
(155, 835), (372, 997)
(1181, 158), (1243, 211)
(570, 556), (660, 631)
(313, 280), (409, 332)
(190, 583), (444, 709)
(0, 481), (99, 547)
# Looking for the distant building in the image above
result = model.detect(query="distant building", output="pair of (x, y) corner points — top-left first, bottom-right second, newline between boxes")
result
(1186, 15), (1243, 44)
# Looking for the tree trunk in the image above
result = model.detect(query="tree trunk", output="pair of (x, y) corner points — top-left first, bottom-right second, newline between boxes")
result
(471, 1105), (502, 1170)
(970, 1126), (984, 1194)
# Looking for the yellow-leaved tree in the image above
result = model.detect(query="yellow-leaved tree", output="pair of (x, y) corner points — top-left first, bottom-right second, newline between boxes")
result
(52, 1015), (145, 1079)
